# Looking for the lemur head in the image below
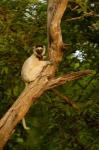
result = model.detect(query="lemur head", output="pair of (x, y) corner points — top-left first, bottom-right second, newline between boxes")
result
(33, 45), (46, 60)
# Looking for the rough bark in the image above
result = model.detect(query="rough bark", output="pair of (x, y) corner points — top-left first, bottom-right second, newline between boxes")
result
(0, 0), (92, 149)
(47, 0), (68, 74)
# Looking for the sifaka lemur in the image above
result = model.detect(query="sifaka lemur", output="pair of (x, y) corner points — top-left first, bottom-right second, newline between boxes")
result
(21, 45), (51, 83)
(21, 45), (51, 129)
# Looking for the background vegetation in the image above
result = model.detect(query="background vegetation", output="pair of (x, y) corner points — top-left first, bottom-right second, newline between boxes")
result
(0, 0), (99, 149)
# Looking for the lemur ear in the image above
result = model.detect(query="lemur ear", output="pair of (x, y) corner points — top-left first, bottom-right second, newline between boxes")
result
(42, 46), (46, 55)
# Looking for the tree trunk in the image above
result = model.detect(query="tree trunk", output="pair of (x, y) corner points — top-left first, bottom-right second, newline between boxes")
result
(0, 0), (92, 149)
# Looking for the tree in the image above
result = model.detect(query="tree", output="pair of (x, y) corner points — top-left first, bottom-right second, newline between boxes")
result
(0, 0), (92, 149)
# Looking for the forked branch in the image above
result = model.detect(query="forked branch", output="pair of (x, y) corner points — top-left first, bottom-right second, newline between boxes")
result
(0, 1), (92, 149)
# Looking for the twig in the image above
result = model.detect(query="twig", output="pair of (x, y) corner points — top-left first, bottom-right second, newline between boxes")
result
(66, 11), (99, 22)
(52, 89), (80, 111)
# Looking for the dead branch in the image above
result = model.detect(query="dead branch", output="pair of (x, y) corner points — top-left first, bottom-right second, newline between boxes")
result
(0, 1), (69, 149)
(48, 0), (68, 72)
(52, 88), (79, 110)
(47, 70), (92, 89)
(0, 0), (92, 149)
(66, 11), (99, 22)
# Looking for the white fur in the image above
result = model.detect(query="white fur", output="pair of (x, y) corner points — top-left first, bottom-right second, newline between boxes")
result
(21, 54), (48, 82)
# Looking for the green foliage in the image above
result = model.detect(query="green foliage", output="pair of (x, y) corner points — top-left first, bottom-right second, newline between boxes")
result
(0, 0), (99, 150)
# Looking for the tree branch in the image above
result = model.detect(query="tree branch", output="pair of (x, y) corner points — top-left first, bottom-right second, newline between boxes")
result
(48, 0), (68, 69)
(66, 11), (99, 22)
(46, 70), (92, 89)
(52, 88), (79, 110)
(0, 1), (92, 149)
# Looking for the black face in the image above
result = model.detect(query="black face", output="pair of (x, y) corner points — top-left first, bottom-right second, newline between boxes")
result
(36, 47), (43, 55)
(35, 47), (44, 60)
(33, 45), (45, 60)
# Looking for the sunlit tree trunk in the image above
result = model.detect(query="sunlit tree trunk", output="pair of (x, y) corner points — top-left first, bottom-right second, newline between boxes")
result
(0, 1), (91, 149)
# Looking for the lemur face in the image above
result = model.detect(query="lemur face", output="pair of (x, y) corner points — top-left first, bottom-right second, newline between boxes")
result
(36, 47), (44, 56)
(33, 45), (46, 60)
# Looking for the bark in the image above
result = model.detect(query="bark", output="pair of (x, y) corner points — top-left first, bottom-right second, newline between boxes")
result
(0, 0), (92, 149)
(47, 0), (68, 74)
